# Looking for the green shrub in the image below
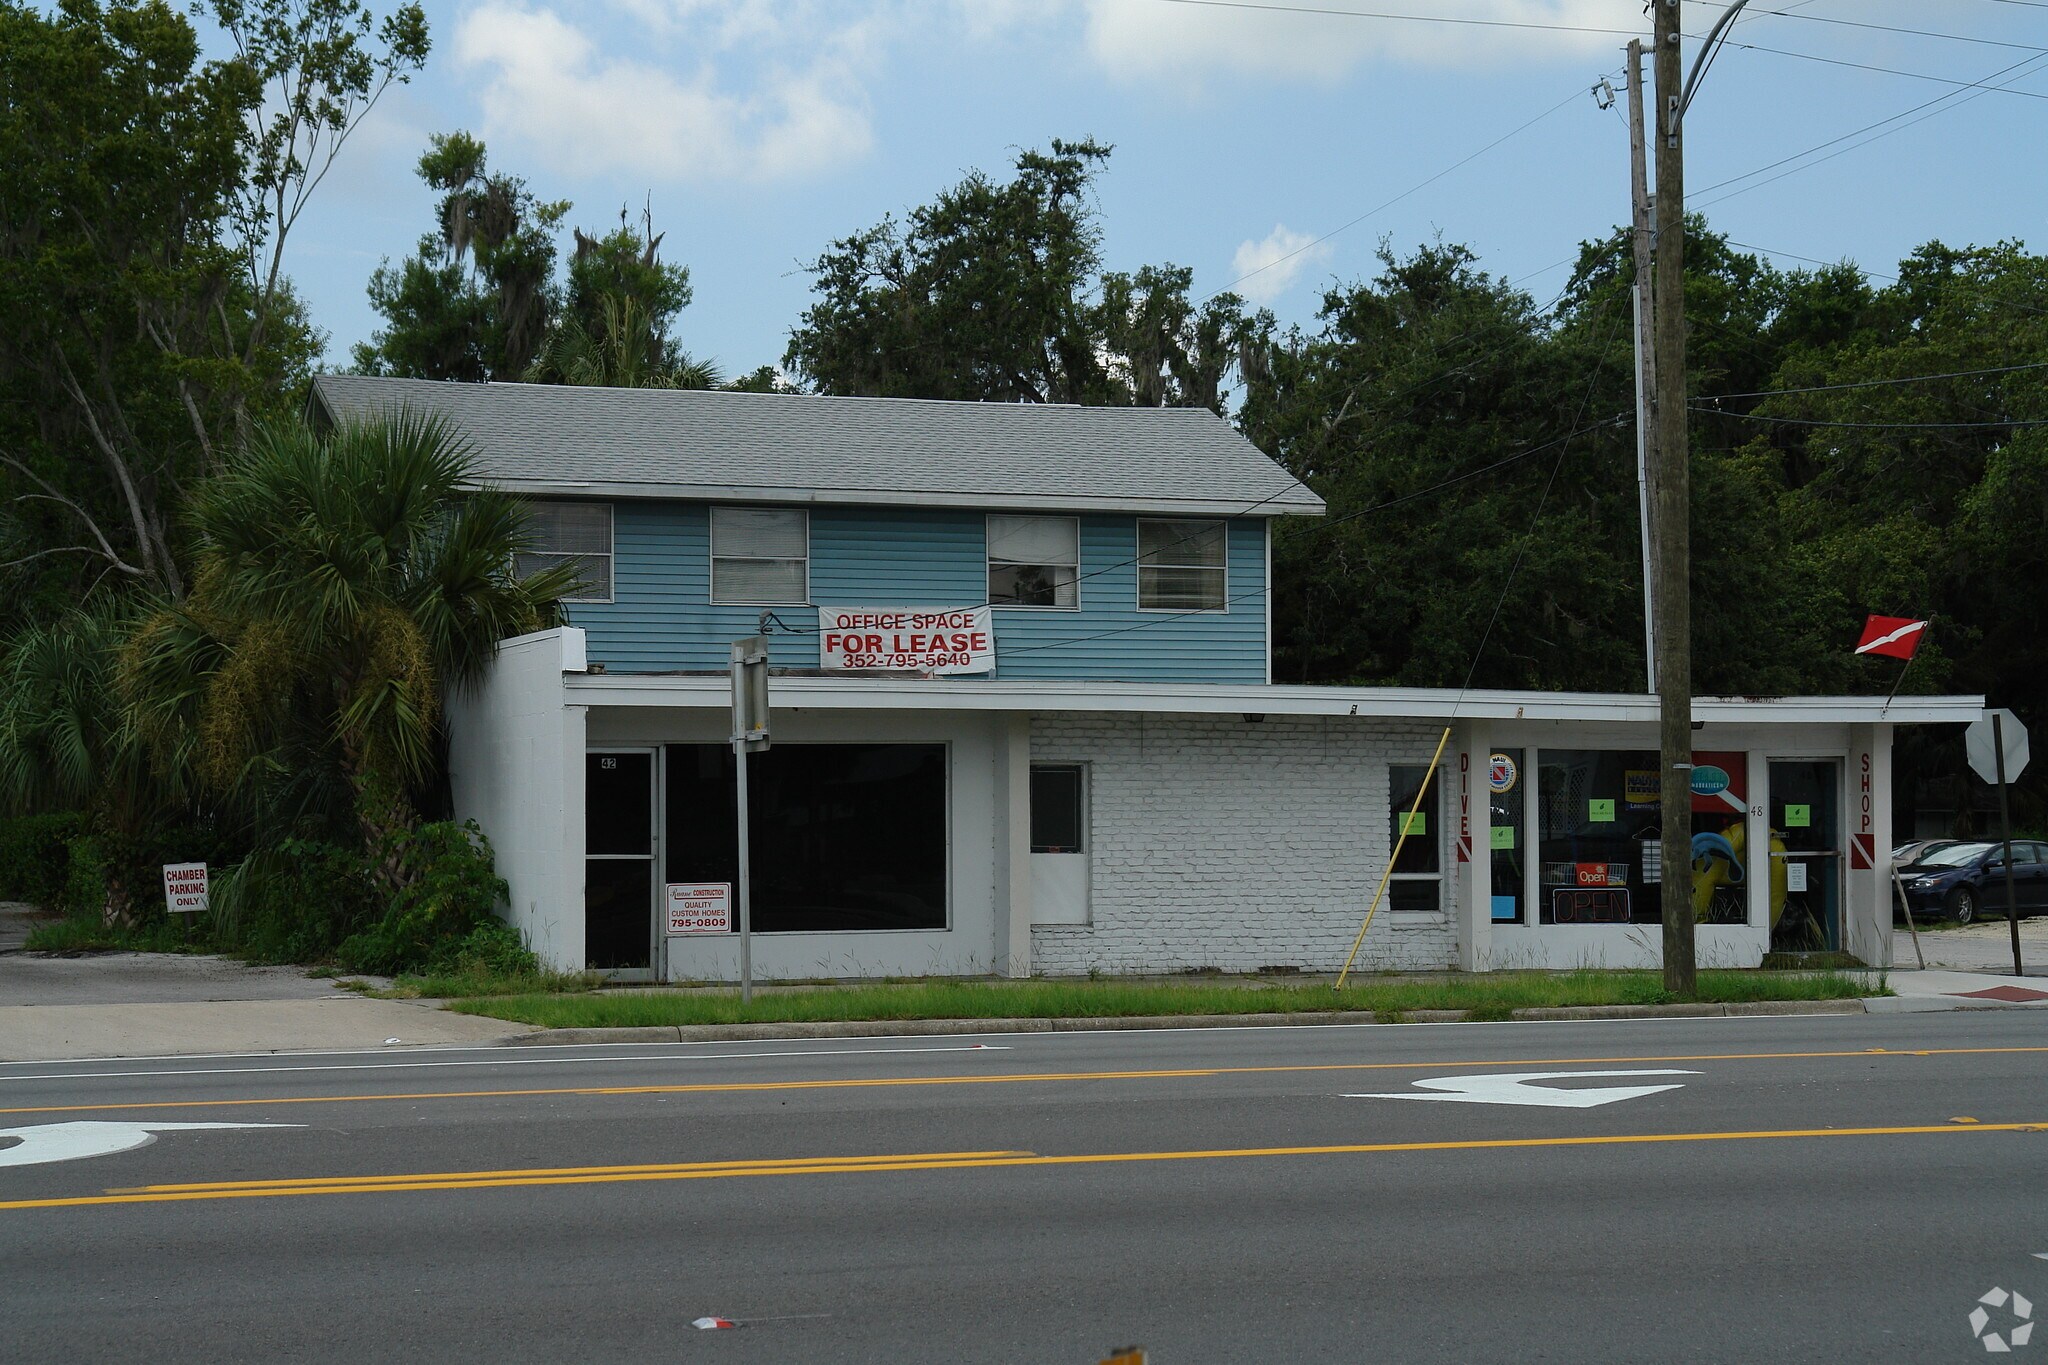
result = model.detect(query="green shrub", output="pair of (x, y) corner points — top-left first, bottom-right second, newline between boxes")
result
(0, 811), (83, 906)
(337, 821), (524, 975)
(59, 834), (109, 919)
(210, 839), (381, 963)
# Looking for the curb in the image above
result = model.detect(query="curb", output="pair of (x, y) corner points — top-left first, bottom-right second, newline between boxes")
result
(496, 997), (1875, 1046)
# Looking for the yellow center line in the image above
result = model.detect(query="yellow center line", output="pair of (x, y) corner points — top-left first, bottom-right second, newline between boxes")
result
(1, 1045), (2043, 1117)
(4, 1121), (2044, 1212)
(108, 1150), (1033, 1193)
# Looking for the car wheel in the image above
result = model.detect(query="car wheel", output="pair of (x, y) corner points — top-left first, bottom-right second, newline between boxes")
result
(1946, 887), (1976, 925)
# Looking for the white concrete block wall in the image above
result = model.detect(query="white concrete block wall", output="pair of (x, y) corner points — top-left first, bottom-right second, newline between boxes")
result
(1028, 714), (1461, 975)
(447, 628), (585, 971)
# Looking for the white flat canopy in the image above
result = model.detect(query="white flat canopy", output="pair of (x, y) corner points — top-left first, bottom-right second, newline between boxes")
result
(564, 670), (1982, 726)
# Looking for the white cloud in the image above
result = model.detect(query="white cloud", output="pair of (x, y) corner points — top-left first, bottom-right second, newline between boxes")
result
(452, 3), (875, 184)
(1079, 0), (1642, 83)
(1230, 223), (1331, 304)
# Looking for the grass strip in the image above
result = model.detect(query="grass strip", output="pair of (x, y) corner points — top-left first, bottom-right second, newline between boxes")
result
(448, 969), (1879, 1030)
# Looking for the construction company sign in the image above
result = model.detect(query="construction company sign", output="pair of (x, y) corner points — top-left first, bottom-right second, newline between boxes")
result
(162, 863), (209, 914)
(666, 883), (731, 935)
(819, 607), (994, 674)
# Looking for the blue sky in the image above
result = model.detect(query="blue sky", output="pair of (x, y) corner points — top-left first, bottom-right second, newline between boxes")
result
(280, 0), (2048, 380)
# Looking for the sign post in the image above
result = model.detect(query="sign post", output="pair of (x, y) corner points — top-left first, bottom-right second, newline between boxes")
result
(1964, 708), (2030, 978)
(731, 637), (771, 1005)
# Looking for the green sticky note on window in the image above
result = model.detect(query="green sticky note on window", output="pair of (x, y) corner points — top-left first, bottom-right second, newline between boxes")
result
(1400, 812), (1427, 836)
(1784, 803), (1811, 828)
(1589, 798), (1616, 823)
(1490, 825), (1515, 850)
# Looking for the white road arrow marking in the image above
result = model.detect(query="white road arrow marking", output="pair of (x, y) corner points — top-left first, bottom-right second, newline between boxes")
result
(0, 1121), (302, 1169)
(1346, 1069), (1700, 1109)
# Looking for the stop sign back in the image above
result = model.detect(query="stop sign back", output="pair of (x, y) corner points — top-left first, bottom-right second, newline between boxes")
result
(1964, 709), (2029, 784)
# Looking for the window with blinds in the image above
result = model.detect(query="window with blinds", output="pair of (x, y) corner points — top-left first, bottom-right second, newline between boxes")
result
(710, 507), (809, 605)
(987, 514), (1080, 608)
(515, 501), (613, 603)
(1136, 518), (1227, 611)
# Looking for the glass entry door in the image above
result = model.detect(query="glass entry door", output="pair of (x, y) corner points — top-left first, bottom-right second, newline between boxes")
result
(586, 749), (655, 977)
(1769, 760), (1841, 953)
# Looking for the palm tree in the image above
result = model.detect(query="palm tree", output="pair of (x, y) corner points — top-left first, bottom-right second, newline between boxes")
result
(0, 602), (186, 919)
(524, 291), (721, 390)
(124, 412), (581, 868)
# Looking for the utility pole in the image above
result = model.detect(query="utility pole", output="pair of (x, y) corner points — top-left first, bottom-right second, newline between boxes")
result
(1653, 0), (1695, 995)
(1626, 38), (1659, 695)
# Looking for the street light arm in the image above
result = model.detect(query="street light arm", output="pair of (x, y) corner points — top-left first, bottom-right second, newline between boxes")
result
(1679, 0), (1752, 122)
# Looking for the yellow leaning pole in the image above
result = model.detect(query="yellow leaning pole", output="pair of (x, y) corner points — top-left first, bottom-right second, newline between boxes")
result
(1336, 724), (1454, 991)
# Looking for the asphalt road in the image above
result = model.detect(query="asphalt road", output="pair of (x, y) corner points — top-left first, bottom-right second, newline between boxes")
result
(3, 1012), (2045, 1363)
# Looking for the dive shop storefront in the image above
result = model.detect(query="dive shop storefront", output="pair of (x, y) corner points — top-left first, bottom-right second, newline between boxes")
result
(449, 628), (1983, 980)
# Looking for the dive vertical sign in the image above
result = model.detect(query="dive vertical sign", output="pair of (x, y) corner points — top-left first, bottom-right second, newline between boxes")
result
(1456, 751), (1472, 864)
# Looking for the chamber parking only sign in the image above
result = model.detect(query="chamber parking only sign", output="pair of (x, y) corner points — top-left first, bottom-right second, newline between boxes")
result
(666, 883), (732, 935)
(162, 863), (209, 914)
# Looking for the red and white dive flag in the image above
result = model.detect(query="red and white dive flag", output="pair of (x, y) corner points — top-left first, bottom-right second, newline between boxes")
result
(1855, 614), (1927, 660)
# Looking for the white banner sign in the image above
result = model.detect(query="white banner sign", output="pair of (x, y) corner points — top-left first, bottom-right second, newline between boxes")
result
(666, 883), (732, 935)
(162, 862), (209, 915)
(819, 607), (995, 674)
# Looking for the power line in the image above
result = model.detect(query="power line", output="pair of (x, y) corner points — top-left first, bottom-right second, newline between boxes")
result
(1719, 235), (2048, 321)
(1701, 35), (2048, 99)
(1143, 0), (1643, 39)
(1698, 3), (2048, 53)
(1692, 51), (2048, 206)
(1690, 407), (2048, 430)
(1452, 305), (1628, 698)
(1207, 80), (1597, 302)
(1701, 360), (2048, 401)
(1002, 408), (1630, 658)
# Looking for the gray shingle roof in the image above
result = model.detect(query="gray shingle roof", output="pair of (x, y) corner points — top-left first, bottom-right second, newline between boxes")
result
(309, 375), (1323, 517)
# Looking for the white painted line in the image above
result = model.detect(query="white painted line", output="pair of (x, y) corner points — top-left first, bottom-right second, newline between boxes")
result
(0, 1044), (1014, 1084)
(1347, 1069), (1700, 1109)
(0, 1121), (302, 1169)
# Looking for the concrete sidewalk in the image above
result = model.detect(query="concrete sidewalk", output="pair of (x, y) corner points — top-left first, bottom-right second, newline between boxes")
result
(0, 901), (526, 1059)
(1869, 966), (2048, 1013)
(0, 997), (524, 1060)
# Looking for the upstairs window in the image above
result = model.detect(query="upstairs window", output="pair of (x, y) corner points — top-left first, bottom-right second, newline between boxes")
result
(516, 501), (612, 603)
(988, 515), (1080, 608)
(1137, 518), (1227, 611)
(711, 507), (808, 604)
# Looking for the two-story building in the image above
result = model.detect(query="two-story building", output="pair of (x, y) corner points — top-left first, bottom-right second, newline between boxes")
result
(313, 375), (1982, 981)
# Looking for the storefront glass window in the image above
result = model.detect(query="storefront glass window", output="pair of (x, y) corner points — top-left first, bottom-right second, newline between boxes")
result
(1537, 749), (1660, 924)
(665, 743), (948, 932)
(1388, 764), (1441, 915)
(1535, 749), (1753, 927)
(1487, 750), (1525, 923)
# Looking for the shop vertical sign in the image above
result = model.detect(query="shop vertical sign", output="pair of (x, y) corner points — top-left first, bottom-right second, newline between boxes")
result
(1851, 751), (1875, 870)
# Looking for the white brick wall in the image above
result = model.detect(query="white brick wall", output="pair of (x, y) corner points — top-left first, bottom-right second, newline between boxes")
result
(1028, 714), (1462, 975)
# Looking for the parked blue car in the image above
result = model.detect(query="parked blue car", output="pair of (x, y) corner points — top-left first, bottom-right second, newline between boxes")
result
(1896, 839), (2048, 924)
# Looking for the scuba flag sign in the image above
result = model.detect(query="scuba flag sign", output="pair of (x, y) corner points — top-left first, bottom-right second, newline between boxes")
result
(1855, 614), (1927, 660)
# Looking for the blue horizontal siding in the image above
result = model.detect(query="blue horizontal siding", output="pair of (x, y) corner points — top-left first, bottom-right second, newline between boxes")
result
(564, 503), (1268, 683)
